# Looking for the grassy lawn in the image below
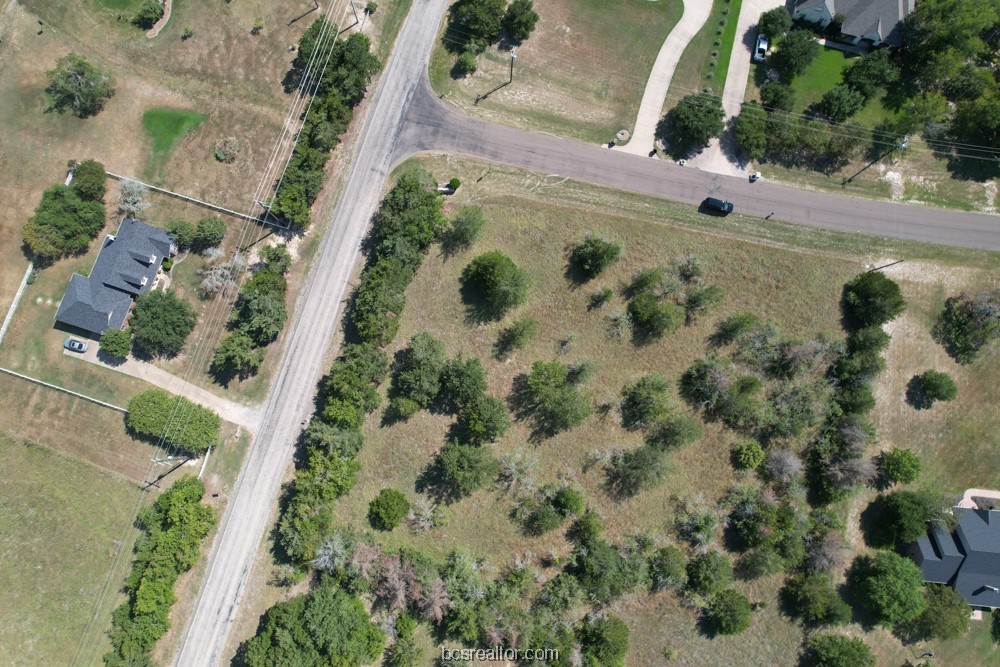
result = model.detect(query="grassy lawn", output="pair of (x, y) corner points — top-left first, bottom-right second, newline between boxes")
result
(142, 107), (208, 181)
(371, 0), (415, 62)
(667, 0), (739, 108)
(429, 0), (683, 143)
(294, 155), (999, 665)
(789, 46), (855, 110)
(0, 436), (139, 666)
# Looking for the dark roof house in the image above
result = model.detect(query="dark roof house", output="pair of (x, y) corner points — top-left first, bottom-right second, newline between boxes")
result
(910, 507), (1000, 609)
(54, 219), (174, 336)
(792, 0), (917, 47)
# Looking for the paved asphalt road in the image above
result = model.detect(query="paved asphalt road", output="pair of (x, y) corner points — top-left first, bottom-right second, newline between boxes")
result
(173, 0), (452, 664)
(178, 2), (1000, 664)
(396, 81), (1000, 251)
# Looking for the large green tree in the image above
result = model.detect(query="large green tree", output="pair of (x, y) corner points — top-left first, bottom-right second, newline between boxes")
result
(576, 614), (629, 667)
(501, 0), (539, 43)
(905, 583), (971, 641)
(842, 271), (906, 330)
(806, 634), (875, 667)
(131, 289), (198, 357)
(850, 551), (927, 626)
(771, 30), (819, 81)
(933, 289), (1000, 363)
(242, 580), (385, 666)
(658, 94), (724, 155)
(757, 7), (791, 40)
(44, 54), (115, 118)
(22, 185), (106, 262)
(734, 102), (768, 160)
(447, 0), (507, 51)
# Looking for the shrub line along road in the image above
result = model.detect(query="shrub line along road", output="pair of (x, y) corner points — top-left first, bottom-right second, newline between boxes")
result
(178, 3), (1000, 666)
(174, 0), (453, 663)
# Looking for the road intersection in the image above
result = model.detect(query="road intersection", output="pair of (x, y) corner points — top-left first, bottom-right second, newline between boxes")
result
(176, 2), (1000, 665)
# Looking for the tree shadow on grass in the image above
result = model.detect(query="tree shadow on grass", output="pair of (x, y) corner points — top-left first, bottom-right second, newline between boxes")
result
(906, 375), (933, 410)
(458, 280), (505, 325)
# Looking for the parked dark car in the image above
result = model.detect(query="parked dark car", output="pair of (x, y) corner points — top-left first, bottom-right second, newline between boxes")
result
(63, 338), (88, 353)
(702, 197), (734, 214)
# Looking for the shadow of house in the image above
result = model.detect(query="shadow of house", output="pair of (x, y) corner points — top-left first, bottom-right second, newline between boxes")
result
(53, 219), (175, 337)
(909, 506), (1000, 609)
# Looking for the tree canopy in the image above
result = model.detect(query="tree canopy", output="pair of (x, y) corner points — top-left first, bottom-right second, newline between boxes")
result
(99, 327), (132, 359)
(933, 289), (1000, 363)
(126, 389), (221, 455)
(502, 0), (539, 43)
(131, 289), (198, 358)
(850, 551), (927, 626)
(242, 578), (385, 666)
(771, 30), (819, 81)
(44, 54), (115, 118)
(658, 94), (725, 156)
(72, 159), (107, 201)
(841, 271), (905, 331)
(447, 0), (507, 51)
(22, 184), (106, 262)
(461, 250), (530, 319)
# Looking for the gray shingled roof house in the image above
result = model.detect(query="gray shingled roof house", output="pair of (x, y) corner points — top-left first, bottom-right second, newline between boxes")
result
(910, 507), (1000, 609)
(792, 0), (917, 47)
(54, 219), (174, 336)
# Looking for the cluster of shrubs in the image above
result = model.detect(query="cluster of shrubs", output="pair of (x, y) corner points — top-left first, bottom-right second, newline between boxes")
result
(105, 476), (215, 666)
(211, 244), (292, 380)
(514, 483), (584, 535)
(165, 215), (226, 253)
(22, 159), (108, 264)
(606, 374), (702, 498)
(515, 359), (592, 438)
(276, 174), (447, 567)
(623, 257), (724, 343)
(126, 389), (222, 456)
(271, 26), (381, 227)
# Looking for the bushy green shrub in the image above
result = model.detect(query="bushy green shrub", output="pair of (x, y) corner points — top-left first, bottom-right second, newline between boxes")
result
(686, 551), (732, 596)
(734, 441), (765, 470)
(456, 393), (510, 445)
(918, 369), (957, 403)
(393, 332), (446, 412)
(649, 546), (687, 590)
(523, 359), (591, 435)
(878, 448), (921, 485)
(933, 289), (1000, 363)
(22, 184), (106, 263)
(105, 476), (215, 666)
(461, 250), (530, 319)
(438, 354), (488, 413)
(783, 571), (851, 626)
(620, 374), (671, 430)
(126, 389), (221, 455)
(576, 614), (629, 667)
(806, 634), (874, 667)
(368, 488), (410, 531)
(849, 551), (927, 627)
(446, 206), (485, 250)
(706, 589), (752, 635)
(627, 293), (684, 340)
(435, 440), (499, 501)
(72, 159), (107, 201)
(645, 414), (702, 453)
(99, 327), (132, 359)
(842, 271), (905, 330)
(495, 316), (538, 357)
(569, 234), (622, 279)
(904, 584), (971, 641)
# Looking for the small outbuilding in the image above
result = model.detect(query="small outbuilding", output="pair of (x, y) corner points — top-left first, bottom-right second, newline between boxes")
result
(54, 219), (175, 336)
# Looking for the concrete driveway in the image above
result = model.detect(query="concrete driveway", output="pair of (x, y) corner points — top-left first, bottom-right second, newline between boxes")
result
(686, 0), (787, 176)
(64, 346), (262, 431)
(616, 0), (713, 156)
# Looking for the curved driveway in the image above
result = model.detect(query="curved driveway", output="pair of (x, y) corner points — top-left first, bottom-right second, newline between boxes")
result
(396, 80), (1000, 250)
(618, 0), (712, 156)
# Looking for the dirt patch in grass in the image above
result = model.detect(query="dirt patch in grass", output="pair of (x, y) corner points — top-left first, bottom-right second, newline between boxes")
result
(0, 435), (139, 666)
(429, 0), (683, 144)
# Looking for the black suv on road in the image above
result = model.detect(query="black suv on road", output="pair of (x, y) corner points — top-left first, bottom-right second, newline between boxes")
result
(702, 197), (734, 214)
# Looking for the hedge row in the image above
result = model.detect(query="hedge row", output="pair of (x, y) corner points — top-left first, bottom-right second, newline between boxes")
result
(126, 389), (222, 456)
(270, 25), (381, 228)
(276, 174), (446, 566)
(104, 476), (215, 666)
(211, 244), (292, 379)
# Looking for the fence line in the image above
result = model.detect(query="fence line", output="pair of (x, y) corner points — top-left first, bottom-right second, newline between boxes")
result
(0, 367), (128, 413)
(0, 262), (34, 348)
(104, 172), (286, 229)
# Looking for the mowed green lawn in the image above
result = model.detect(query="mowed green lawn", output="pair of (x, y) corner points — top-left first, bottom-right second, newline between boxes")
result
(790, 46), (896, 127)
(142, 107), (207, 180)
(0, 437), (139, 666)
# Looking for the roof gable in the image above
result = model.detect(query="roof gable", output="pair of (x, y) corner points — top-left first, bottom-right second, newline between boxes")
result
(55, 219), (172, 335)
